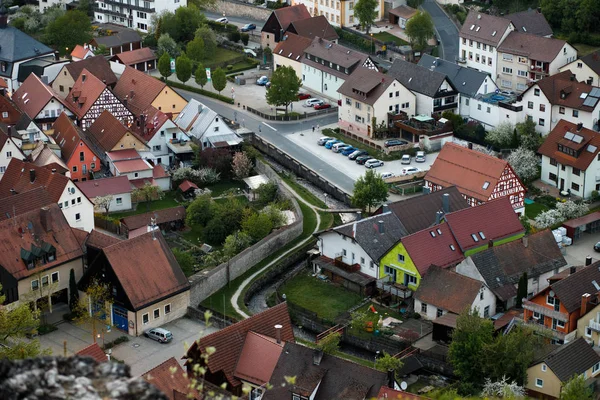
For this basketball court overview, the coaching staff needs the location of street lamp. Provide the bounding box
[370,33,374,55]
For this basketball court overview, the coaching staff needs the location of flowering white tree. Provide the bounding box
[534,209,563,229]
[506,147,539,183]
[556,200,588,220]
[172,167,220,186]
[94,195,114,215]
[232,152,253,180]
[482,376,525,399]
[485,122,515,149]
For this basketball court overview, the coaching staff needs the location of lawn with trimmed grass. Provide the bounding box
[573,43,600,57]
[525,202,549,219]
[205,48,243,68]
[373,32,408,46]
[279,272,363,322]
[109,191,180,219]
[208,180,246,197]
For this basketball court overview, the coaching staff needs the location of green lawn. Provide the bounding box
[208,180,246,197]
[525,202,549,219]
[373,32,408,46]
[279,273,363,321]
[574,43,600,56]
[109,191,180,219]
[205,48,243,68]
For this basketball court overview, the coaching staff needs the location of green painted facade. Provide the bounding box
[379,242,421,289]
[463,232,525,257]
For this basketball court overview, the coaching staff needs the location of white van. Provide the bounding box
[332,142,347,152]
[381,172,395,179]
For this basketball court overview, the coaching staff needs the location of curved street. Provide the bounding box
[421,0,460,62]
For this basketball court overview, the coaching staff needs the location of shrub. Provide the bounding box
[166,79,234,104]
[592,190,600,201]
[38,324,58,335]
[227,64,233,70]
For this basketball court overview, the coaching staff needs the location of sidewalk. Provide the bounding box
[38,319,124,357]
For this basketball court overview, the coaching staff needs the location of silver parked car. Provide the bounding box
[144,327,173,343]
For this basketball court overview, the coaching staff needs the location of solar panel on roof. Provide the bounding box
[564,132,575,140]
[583,96,597,107]
[573,134,584,144]
[587,145,597,153]
[590,87,600,97]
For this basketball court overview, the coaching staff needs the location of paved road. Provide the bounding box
[204,11,264,31]
[421,0,459,62]
[177,90,356,193]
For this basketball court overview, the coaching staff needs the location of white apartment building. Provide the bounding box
[559,51,600,86]
[293,0,384,27]
[93,0,186,32]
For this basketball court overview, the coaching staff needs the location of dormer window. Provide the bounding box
[471,234,479,242]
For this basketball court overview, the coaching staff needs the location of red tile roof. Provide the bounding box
[425,142,517,202]
[53,112,99,162]
[153,164,168,179]
[527,70,600,111]
[142,357,193,400]
[273,33,313,64]
[0,94,23,125]
[76,343,108,363]
[70,45,92,60]
[0,204,84,280]
[273,4,311,31]
[287,16,338,41]
[76,176,132,198]
[185,302,294,389]
[562,210,600,228]
[537,119,600,171]
[0,187,53,222]
[86,229,122,250]
[113,158,152,174]
[64,69,108,119]
[134,106,170,141]
[106,148,140,161]
[178,180,198,193]
[233,331,284,385]
[101,231,189,310]
[86,110,143,153]
[113,66,166,116]
[113,47,156,66]
[401,223,464,276]
[377,387,426,399]
[415,266,484,314]
[498,32,567,63]
[444,198,524,253]
[129,177,156,189]
[121,206,186,231]
[0,159,71,202]
[13,74,71,119]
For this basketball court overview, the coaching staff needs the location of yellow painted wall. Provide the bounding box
[151,87,187,118]
[379,242,420,289]
[577,303,600,347]
[133,290,190,336]
[51,67,76,100]
[111,132,148,152]
[526,363,563,398]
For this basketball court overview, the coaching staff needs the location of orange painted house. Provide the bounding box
[52,112,101,182]
[523,263,600,344]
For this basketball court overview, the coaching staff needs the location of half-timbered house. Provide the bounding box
[424,142,525,215]
[64,69,133,130]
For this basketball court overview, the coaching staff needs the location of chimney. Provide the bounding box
[581,293,591,316]
[435,210,443,225]
[382,204,389,213]
[274,324,282,344]
[0,5,7,30]
[522,236,528,248]
[82,73,87,83]
[570,266,577,274]
[54,51,59,61]
[488,240,493,248]
[140,114,146,136]
[84,43,88,49]
[123,95,128,107]
[7,125,12,137]
[313,349,324,366]
[29,169,35,183]
[129,90,134,99]
[40,206,51,232]
[577,122,583,131]
[468,142,473,150]
[586,256,593,266]
[378,220,385,234]
[442,193,449,214]
[387,369,395,389]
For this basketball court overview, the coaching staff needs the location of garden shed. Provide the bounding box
[243,174,269,201]
[562,211,600,241]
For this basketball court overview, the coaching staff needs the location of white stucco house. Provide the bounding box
[273,33,313,80]
[559,50,600,86]
[0,127,25,176]
[75,176,133,213]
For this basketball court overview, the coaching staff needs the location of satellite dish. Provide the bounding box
[401,382,408,391]
[549,290,555,297]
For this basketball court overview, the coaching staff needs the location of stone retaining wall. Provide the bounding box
[207,0,271,22]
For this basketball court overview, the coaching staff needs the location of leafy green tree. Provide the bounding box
[205,218,229,245]
[195,63,208,88]
[211,67,227,94]
[195,25,217,56]
[77,0,93,16]
[351,169,389,212]
[486,122,516,149]
[160,5,205,43]
[44,10,92,56]
[317,332,341,354]
[441,111,464,130]
[172,248,195,276]
[266,66,302,115]
[405,11,435,51]
[354,0,378,34]
[241,33,250,46]
[205,197,246,244]
[516,118,542,152]
[263,46,272,62]
[407,0,423,7]
[132,183,164,211]
[158,53,172,80]
[176,54,192,84]
[516,272,527,308]
[157,33,180,58]
[227,30,241,43]
[448,308,494,388]
[560,374,593,400]
[93,44,108,56]
[69,268,79,311]
[186,194,214,226]
[375,351,404,377]
[223,231,252,258]
[255,182,279,207]
[186,36,205,62]
[72,279,112,344]
[242,211,274,242]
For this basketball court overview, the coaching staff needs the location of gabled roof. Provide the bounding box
[113,158,152,174]
[526,70,600,111]
[337,67,398,106]
[113,47,156,66]
[459,10,513,47]
[64,69,108,119]
[134,106,170,141]
[418,54,492,97]
[539,337,600,382]
[86,110,142,153]
[142,357,194,400]
[13,74,69,119]
[173,98,205,131]
[273,33,313,63]
[185,302,295,389]
[100,231,189,310]
[63,56,118,87]
[0,203,83,280]
[537,119,600,171]
[402,223,464,276]
[0,186,53,222]
[425,143,517,202]
[0,25,53,63]
[505,9,553,37]
[91,29,141,48]
[304,37,369,71]
[379,186,469,234]
[286,16,338,41]
[331,211,407,262]
[498,32,567,63]
[0,159,71,202]
[387,59,453,97]
[469,230,567,301]
[264,341,387,400]
[389,5,418,19]
[70,45,93,60]
[113,66,167,116]
[76,343,108,363]
[272,4,311,31]
[579,51,600,76]
[76,176,132,198]
[178,180,198,193]
[85,229,122,250]
[30,142,68,173]
[444,198,525,253]
[0,94,23,125]
[550,261,600,313]
[53,112,97,161]
[415,265,483,314]
[121,206,186,231]
[233,331,284,386]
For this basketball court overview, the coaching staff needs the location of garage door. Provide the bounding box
[112,305,128,332]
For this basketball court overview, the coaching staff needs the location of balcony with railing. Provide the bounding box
[100,0,155,12]
[589,318,600,332]
[376,275,412,299]
[523,299,569,322]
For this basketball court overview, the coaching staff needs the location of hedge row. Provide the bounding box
[166,80,235,104]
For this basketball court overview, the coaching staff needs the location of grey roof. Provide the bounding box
[418,54,491,97]
[578,51,600,76]
[333,211,407,261]
[506,9,553,37]
[542,337,600,382]
[469,230,567,301]
[91,29,141,48]
[387,59,453,97]
[173,98,202,131]
[263,342,387,400]
[0,26,53,63]
[550,261,600,313]
[381,186,469,234]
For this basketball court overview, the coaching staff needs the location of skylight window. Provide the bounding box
[482,181,490,190]
[471,234,479,242]
[430,231,436,237]
[470,25,475,30]
[492,31,497,36]
[449,244,455,251]
[476,26,481,32]
[479,231,486,240]
[437,229,442,235]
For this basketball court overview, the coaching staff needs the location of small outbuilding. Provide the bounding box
[389,5,418,29]
[562,211,600,242]
[243,174,269,201]
[178,180,198,198]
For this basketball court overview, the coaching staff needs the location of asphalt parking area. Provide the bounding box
[563,232,600,266]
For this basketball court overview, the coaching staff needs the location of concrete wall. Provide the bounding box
[132,289,190,336]
[188,160,304,306]
[207,0,271,22]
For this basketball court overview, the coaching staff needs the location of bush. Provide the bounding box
[103,335,129,350]
[38,323,58,335]
[226,64,233,70]
[165,79,234,104]
[592,190,600,201]
[227,30,241,43]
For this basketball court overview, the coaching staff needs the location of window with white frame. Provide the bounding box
[397,254,405,263]
[541,364,547,372]
[436,308,443,317]
[593,362,600,374]
[518,70,528,77]
[556,319,565,328]
[116,197,122,205]
[586,326,593,337]
[31,279,39,291]
[421,303,427,313]
[502,67,512,74]
[535,378,543,388]
[153,308,160,319]
[502,54,513,61]
[142,313,149,324]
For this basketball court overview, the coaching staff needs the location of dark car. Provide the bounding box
[384,139,408,148]
[349,150,368,160]
[595,241,600,252]
[240,23,256,32]
[297,92,311,100]
[314,103,331,110]
[355,155,372,165]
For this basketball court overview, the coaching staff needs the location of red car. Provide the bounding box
[314,103,331,110]
[297,93,311,100]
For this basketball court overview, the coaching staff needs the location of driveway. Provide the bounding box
[421,0,459,62]
[563,231,600,266]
